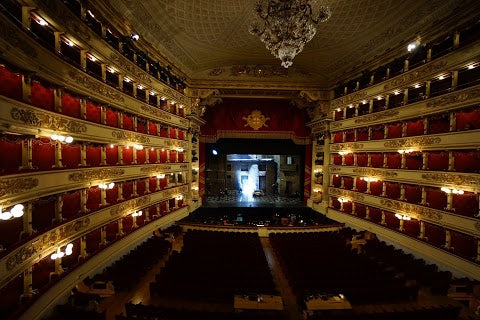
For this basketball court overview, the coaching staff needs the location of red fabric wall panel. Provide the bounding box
[31,80,54,111]
[123,182,133,200]
[160,149,167,163]
[371,153,383,168]
[405,185,421,204]
[343,177,353,190]
[160,201,167,214]
[62,191,80,220]
[344,153,354,166]
[386,153,401,169]
[406,119,424,136]
[334,110,343,120]
[86,187,100,212]
[123,147,133,165]
[0,216,23,249]
[160,177,167,189]
[369,207,382,224]
[450,231,476,260]
[32,138,55,170]
[331,197,340,210]
[160,127,168,137]
[355,203,366,218]
[178,108,185,117]
[385,182,400,199]
[148,122,157,135]
[170,150,177,163]
[426,188,447,210]
[456,109,480,131]
[137,120,146,134]
[332,175,341,188]
[0,136,22,174]
[86,101,101,123]
[32,258,54,290]
[61,92,81,118]
[136,180,145,196]
[86,145,101,167]
[429,116,450,134]
[122,114,134,131]
[370,181,383,196]
[170,128,177,139]
[402,219,420,237]
[371,127,384,140]
[178,130,184,140]
[333,154,342,165]
[406,152,423,170]
[343,202,352,213]
[122,216,133,234]
[0,65,22,100]
[427,152,448,171]
[86,229,101,253]
[149,177,157,193]
[345,130,355,142]
[356,178,367,193]
[387,124,402,139]
[137,149,146,164]
[357,129,369,141]
[105,108,118,127]
[424,223,445,247]
[356,153,367,166]
[452,193,479,217]
[385,211,400,230]
[148,148,157,163]
[106,186,118,205]
[333,132,343,143]
[106,221,118,242]
[106,145,118,165]
[148,206,157,219]
[32,197,55,232]
[454,150,480,173]
[178,152,185,162]
[61,144,81,168]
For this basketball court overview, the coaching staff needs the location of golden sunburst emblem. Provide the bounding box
[242,110,270,130]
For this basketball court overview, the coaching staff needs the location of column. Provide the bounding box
[365,207,370,220]
[352,203,356,215]
[366,180,371,194]
[328,196,333,208]
[368,99,373,113]
[132,214,138,228]
[425,81,431,99]
[399,219,405,232]
[19,137,34,170]
[401,122,407,137]
[144,208,151,222]
[145,148,150,163]
[175,150,179,163]
[340,177,345,189]
[383,153,388,168]
[421,187,427,205]
[53,141,63,168]
[419,221,426,239]
[342,108,347,120]
[401,153,406,169]
[448,151,454,171]
[422,153,428,170]
[367,154,371,166]
[156,204,161,217]
[446,192,453,210]
[22,73,32,103]
[117,74,123,91]
[132,181,138,197]
[381,182,386,197]
[403,88,409,106]
[53,254,64,275]
[132,147,137,164]
[352,178,357,191]
[452,70,458,91]
[117,219,124,237]
[80,97,87,119]
[21,6,32,29]
[21,202,33,237]
[166,149,170,163]
[55,194,63,223]
[117,146,123,165]
[118,111,123,129]
[101,145,107,165]
[165,200,170,213]
[449,112,456,132]
[101,64,107,82]
[80,236,88,259]
[101,106,107,125]
[117,183,125,201]
[80,189,88,214]
[156,149,161,163]
[353,153,358,166]
[156,177,161,191]
[444,230,452,249]
[144,179,150,194]
[100,187,107,207]
[380,211,386,225]
[100,226,107,246]
[22,267,33,299]
[54,88,63,113]
[399,185,406,201]
[80,143,87,166]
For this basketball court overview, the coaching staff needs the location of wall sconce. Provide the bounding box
[61,37,74,47]
[192,186,199,191]
[338,198,349,203]
[134,144,143,150]
[156,174,165,179]
[397,149,414,154]
[0,204,24,220]
[131,211,142,217]
[51,134,73,144]
[99,182,115,190]
[86,53,97,62]
[51,243,73,260]
[360,177,378,182]
[441,187,464,194]
[175,195,184,201]
[338,151,351,156]
[395,213,411,220]
[176,147,184,152]
[32,13,48,26]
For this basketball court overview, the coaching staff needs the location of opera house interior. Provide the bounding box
[1,0,480,319]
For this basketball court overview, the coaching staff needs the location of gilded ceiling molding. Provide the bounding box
[0,177,39,198]
[383,59,448,90]
[243,110,270,131]
[111,130,151,144]
[0,19,38,58]
[379,199,443,221]
[329,188,365,201]
[110,53,152,84]
[426,87,480,108]
[68,71,125,102]
[10,107,87,134]
[330,91,368,108]
[383,137,442,148]
[421,173,480,187]
[354,110,400,124]
[6,217,90,271]
[330,142,364,151]
[110,195,152,217]
[68,168,126,182]
[352,167,398,178]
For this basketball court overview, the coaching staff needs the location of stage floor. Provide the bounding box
[204,193,304,208]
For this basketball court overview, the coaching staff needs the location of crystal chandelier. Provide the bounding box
[249,0,331,68]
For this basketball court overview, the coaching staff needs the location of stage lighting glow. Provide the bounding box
[212,149,218,155]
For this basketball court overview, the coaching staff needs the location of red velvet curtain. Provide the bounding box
[170,150,177,163]
[426,187,447,210]
[428,115,450,134]
[105,108,118,127]
[0,65,22,101]
[62,191,80,220]
[343,177,353,190]
[450,231,476,260]
[178,130,184,140]
[122,216,133,234]
[371,126,384,140]
[0,135,22,174]
[387,123,402,139]
[355,203,366,218]
[178,152,185,162]
[160,177,167,189]
[148,148,157,163]
[169,128,177,139]
[0,273,23,315]
[86,229,101,254]
[371,153,383,168]
[149,177,157,193]
[86,145,101,167]
[160,127,168,137]
[331,197,340,210]
[386,153,401,169]
[343,202,352,213]
[148,122,157,135]
[123,181,133,200]
[61,92,81,118]
[160,149,167,163]
[61,238,80,269]
[369,207,382,224]
[31,80,54,111]
[406,119,424,136]
[357,129,369,141]
[385,211,400,230]
[136,180,146,196]
[357,153,368,166]
[32,138,55,170]
[333,132,343,143]
[333,154,342,165]
[424,223,445,247]
[106,145,118,165]
[61,144,81,169]
[402,219,420,237]
[427,151,449,171]
[86,101,101,123]
[453,150,480,173]
[334,110,343,121]
[137,119,147,134]
[345,130,355,142]
[106,185,118,205]
[106,221,118,242]
[370,181,383,196]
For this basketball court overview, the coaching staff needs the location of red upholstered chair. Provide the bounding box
[345,130,355,142]
[343,177,353,190]
[402,219,420,237]
[453,150,480,173]
[333,132,343,143]
[105,108,119,127]
[406,152,423,170]
[386,153,401,169]
[428,114,450,134]
[424,223,445,247]
[371,153,383,168]
[31,80,55,111]
[122,181,133,200]
[61,144,81,169]
[369,207,382,223]
[371,126,384,140]
[86,101,101,123]
[32,138,55,170]
[137,149,146,164]
[86,145,101,167]
[427,151,449,171]
[106,185,118,205]
[148,148,157,163]
[426,187,447,210]
[404,184,421,204]
[387,123,403,139]
[354,203,366,218]
[148,122,158,135]
[62,191,80,220]
[344,153,354,166]
[406,119,424,136]
[452,192,479,217]
[370,181,383,196]
[123,147,133,165]
[61,92,81,118]
[450,231,476,260]
[385,182,400,199]
[456,108,480,131]
[136,180,146,196]
[106,145,119,165]
[332,175,341,188]
[331,197,341,210]
[355,178,367,193]
[357,128,369,141]
[385,211,400,230]
[333,154,342,165]
[86,187,101,212]
[122,114,134,131]
[356,153,368,166]
[0,135,22,174]
[0,65,22,101]
[32,197,56,232]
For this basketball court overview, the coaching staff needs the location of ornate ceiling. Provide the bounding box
[105,0,476,88]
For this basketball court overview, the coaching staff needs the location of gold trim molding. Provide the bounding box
[68,168,126,182]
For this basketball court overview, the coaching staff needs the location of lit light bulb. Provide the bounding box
[11,204,24,218]
[51,134,58,141]
[108,182,115,189]
[65,136,74,143]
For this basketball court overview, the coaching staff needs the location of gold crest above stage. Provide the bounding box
[243,110,270,130]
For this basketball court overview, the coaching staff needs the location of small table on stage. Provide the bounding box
[234,294,284,310]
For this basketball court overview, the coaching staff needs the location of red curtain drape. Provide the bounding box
[385,182,400,199]
[122,114,134,131]
[453,150,480,173]
[426,187,447,210]
[386,153,401,169]
[406,152,423,170]
[106,145,118,165]
[123,147,133,165]
[62,191,80,220]
[343,177,353,190]
[405,185,421,204]
[32,197,56,232]
[356,178,367,193]
[427,152,449,171]
[370,181,383,196]
[86,187,101,212]
[357,153,367,166]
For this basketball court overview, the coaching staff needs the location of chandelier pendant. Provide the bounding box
[249,0,331,68]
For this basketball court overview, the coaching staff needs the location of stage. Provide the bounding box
[204,193,304,208]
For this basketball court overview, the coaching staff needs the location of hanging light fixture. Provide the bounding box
[249,0,331,68]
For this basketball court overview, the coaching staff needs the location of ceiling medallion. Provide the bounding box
[243,110,270,130]
[249,0,331,68]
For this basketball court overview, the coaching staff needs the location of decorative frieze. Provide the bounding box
[110,53,152,84]
[329,188,365,201]
[383,137,441,148]
[0,178,39,198]
[383,59,448,90]
[68,71,125,102]
[68,168,125,182]
[354,110,399,124]
[110,196,152,217]
[379,199,443,221]
[0,19,38,58]
[11,107,87,134]
[421,173,480,187]
[330,143,364,151]
[352,167,398,178]
[111,130,151,144]
[331,91,368,108]
[426,86,480,108]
